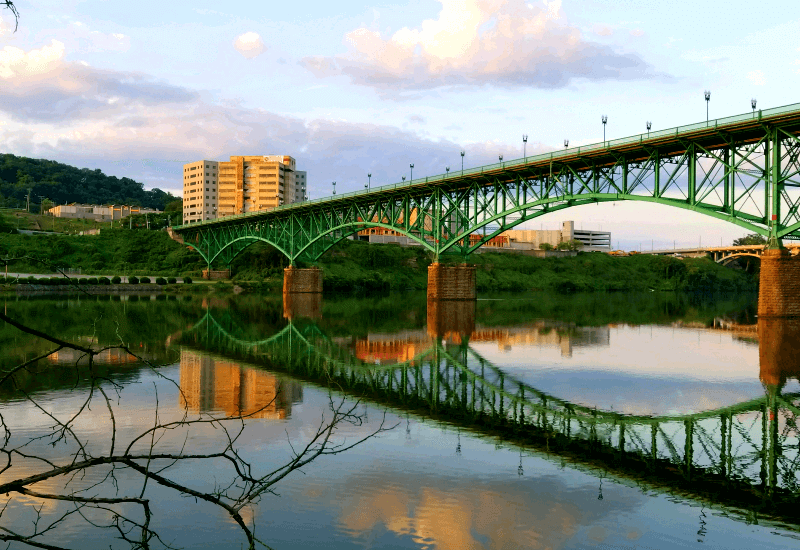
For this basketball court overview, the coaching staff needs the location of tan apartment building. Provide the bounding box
[47,204,160,221]
[183,155,304,223]
[182,160,219,224]
[217,155,297,217]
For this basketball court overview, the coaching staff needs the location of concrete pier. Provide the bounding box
[758,248,800,318]
[427,263,476,301]
[283,266,323,294]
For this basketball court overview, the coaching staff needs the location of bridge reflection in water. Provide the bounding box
[178,298,800,526]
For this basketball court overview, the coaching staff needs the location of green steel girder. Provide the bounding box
[175,103,800,265]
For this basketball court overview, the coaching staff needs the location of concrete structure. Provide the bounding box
[295,171,307,202]
[646,243,800,263]
[283,266,323,294]
[427,264,476,301]
[47,204,160,221]
[183,156,307,224]
[182,160,218,224]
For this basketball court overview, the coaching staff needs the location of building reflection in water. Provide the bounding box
[179,349,302,419]
[351,300,610,365]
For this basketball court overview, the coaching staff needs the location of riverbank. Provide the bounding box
[0,229,758,294]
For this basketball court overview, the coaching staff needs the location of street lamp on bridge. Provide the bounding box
[402,176,406,183]
[460,150,465,174]
[564,139,569,149]
[332,181,336,195]
[367,173,372,191]
[646,121,652,137]
[704,90,711,122]
[752,98,757,115]
[410,163,414,182]
[445,166,450,176]
[499,154,503,163]
[522,134,528,160]
[601,115,608,143]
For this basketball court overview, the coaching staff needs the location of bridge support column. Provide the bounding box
[426,299,476,341]
[427,263,476,301]
[202,269,230,280]
[283,266,323,294]
[758,248,800,318]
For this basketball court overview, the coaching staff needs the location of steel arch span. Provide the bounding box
[174,103,800,266]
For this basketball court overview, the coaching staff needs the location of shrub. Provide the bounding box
[539,243,554,251]
[128,276,139,285]
[111,276,121,284]
[98,277,111,285]
[140,276,151,284]
[155,277,167,285]
[87,277,99,285]
[79,278,89,285]
[0,276,5,284]
[167,277,177,284]
[183,276,192,284]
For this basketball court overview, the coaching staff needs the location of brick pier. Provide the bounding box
[426,263,476,301]
[202,269,230,280]
[758,248,800,318]
[283,266,323,294]
[426,299,476,341]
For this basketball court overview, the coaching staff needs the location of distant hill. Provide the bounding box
[0,154,178,211]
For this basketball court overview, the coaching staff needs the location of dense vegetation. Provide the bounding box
[0,154,177,210]
[0,226,758,293]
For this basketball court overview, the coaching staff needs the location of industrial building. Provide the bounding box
[182,155,307,224]
[357,220,611,252]
[46,204,161,221]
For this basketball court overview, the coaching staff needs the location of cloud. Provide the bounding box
[301,0,654,95]
[233,32,266,59]
[408,115,426,124]
[747,69,765,86]
[0,40,198,122]
[594,24,613,37]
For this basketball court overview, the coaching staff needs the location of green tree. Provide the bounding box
[732,233,767,246]
[539,242,554,251]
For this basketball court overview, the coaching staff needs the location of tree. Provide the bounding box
[539,242,554,251]
[733,233,767,246]
[556,239,584,251]
[0,304,392,549]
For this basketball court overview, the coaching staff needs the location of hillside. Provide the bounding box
[0,154,177,210]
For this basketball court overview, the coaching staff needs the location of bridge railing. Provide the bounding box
[176,102,800,229]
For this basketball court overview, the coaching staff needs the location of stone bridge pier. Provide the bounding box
[758,248,800,318]
[427,263,477,301]
[283,266,323,294]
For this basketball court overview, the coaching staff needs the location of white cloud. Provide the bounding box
[233,32,266,59]
[747,70,765,86]
[0,40,197,122]
[630,29,644,37]
[301,0,654,95]
[595,25,613,37]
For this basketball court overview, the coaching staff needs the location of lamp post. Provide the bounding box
[460,150,465,174]
[564,139,569,149]
[601,115,608,143]
[401,176,406,182]
[646,121,652,137]
[522,134,528,160]
[367,173,372,191]
[445,166,450,177]
[332,181,336,195]
[498,154,503,163]
[704,90,711,122]
[409,163,414,182]
[751,98,757,116]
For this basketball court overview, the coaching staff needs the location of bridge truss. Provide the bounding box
[175,104,800,266]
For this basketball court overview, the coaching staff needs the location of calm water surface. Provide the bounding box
[1,291,799,549]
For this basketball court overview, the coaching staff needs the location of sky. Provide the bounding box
[1,0,798,249]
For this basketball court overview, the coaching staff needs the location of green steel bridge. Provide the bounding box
[173,103,800,267]
[180,311,800,525]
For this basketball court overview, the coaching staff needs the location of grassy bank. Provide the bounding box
[0,228,757,293]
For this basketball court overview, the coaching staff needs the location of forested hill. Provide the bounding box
[0,154,177,210]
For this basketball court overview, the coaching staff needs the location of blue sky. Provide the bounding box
[1,0,798,249]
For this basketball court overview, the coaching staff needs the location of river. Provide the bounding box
[1,291,799,549]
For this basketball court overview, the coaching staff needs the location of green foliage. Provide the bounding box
[98,277,111,285]
[539,242,554,251]
[128,276,139,285]
[140,276,151,284]
[0,154,177,210]
[733,233,767,246]
[87,277,98,285]
[183,276,192,284]
[167,277,177,284]
[156,277,167,285]
[556,239,584,251]
[111,276,121,284]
